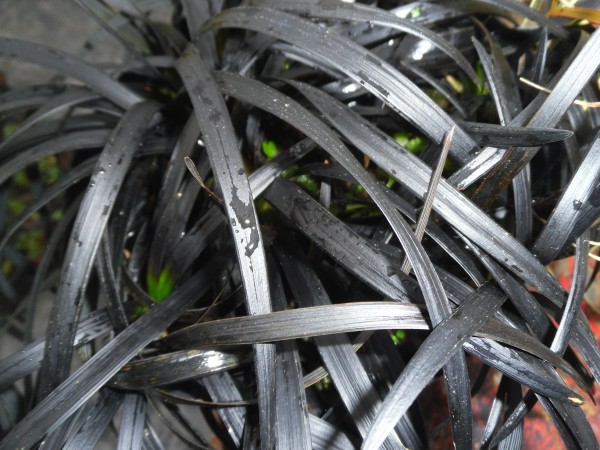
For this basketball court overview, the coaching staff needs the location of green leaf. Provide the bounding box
[261,140,279,158]
[147,265,175,302]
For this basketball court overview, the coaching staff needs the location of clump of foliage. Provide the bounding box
[1,1,600,449]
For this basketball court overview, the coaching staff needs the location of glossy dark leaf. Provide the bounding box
[0,259,225,449]
[0,129,111,186]
[109,350,252,389]
[0,87,99,152]
[0,38,142,109]
[117,393,147,450]
[263,177,409,301]
[160,302,428,349]
[293,81,564,302]
[251,0,480,86]
[458,121,571,147]
[363,283,506,449]
[0,305,122,391]
[205,6,480,164]
[62,389,124,450]
[36,101,161,400]
[175,44,276,449]
[275,243,407,449]
[474,28,600,207]
[534,131,600,262]
[269,256,312,450]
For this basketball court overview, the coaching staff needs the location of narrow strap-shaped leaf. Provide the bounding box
[363,283,506,449]
[0,86,99,152]
[444,0,567,38]
[300,162,485,286]
[551,233,590,354]
[463,337,582,403]
[309,415,358,450]
[480,377,511,448]
[485,234,595,447]
[0,129,111,186]
[175,44,276,450]
[457,121,571,147]
[160,302,428,349]
[275,243,406,449]
[471,38,515,126]
[74,0,154,69]
[248,137,316,198]
[201,373,246,447]
[473,28,600,207]
[0,258,225,449]
[491,377,596,449]
[0,38,142,109]
[571,325,600,385]
[152,115,199,221]
[451,32,586,191]
[269,256,312,450]
[0,84,66,115]
[181,0,218,66]
[217,73,410,300]
[472,30,529,244]
[295,82,564,302]
[36,101,160,400]
[447,146,506,190]
[478,320,588,392]
[263,178,409,301]
[471,233,600,388]
[204,6,479,164]
[164,137,315,280]
[109,350,252,388]
[217,73,451,331]
[0,305,121,391]
[0,157,97,256]
[251,0,480,86]
[147,118,202,277]
[62,389,125,450]
[118,393,147,450]
[534,130,600,262]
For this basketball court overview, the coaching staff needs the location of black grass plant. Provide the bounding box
[1,1,600,449]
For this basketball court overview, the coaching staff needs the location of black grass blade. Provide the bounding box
[363,283,507,449]
[175,44,276,449]
[252,0,481,87]
[160,302,428,349]
[118,393,147,450]
[0,259,225,449]
[109,350,252,389]
[36,101,160,400]
[275,243,406,449]
[263,178,409,301]
[534,131,600,262]
[204,6,480,164]
[0,38,142,109]
[474,28,600,206]
[294,82,564,302]
[2,3,598,448]
[62,389,124,450]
